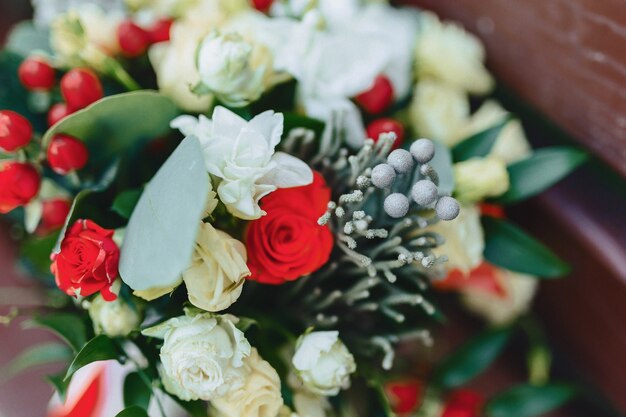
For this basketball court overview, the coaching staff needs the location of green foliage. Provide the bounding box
[24,313,88,352]
[432,327,513,389]
[0,343,71,382]
[494,147,587,204]
[485,383,577,417]
[112,189,143,219]
[482,217,570,278]
[116,406,150,417]
[283,113,325,140]
[47,372,72,402]
[119,136,209,292]
[64,335,120,381]
[124,372,152,410]
[19,232,59,279]
[170,396,207,417]
[451,116,511,162]
[5,21,52,56]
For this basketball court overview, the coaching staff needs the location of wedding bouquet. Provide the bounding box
[0,1,587,416]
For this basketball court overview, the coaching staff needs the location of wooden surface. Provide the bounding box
[397,0,626,179]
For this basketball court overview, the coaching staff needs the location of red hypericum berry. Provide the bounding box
[0,110,33,152]
[355,74,394,115]
[252,0,274,12]
[441,390,484,417]
[118,19,151,57]
[47,134,89,175]
[18,56,56,91]
[0,161,41,213]
[385,379,423,415]
[39,198,71,234]
[367,118,405,150]
[47,103,73,127]
[479,202,506,219]
[60,68,104,111]
[147,18,174,43]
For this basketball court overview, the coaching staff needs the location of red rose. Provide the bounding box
[0,161,41,213]
[440,390,484,417]
[51,219,120,301]
[246,171,333,284]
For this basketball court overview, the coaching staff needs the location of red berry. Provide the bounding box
[47,134,89,175]
[60,68,104,111]
[147,18,174,44]
[366,118,405,150]
[47,103,73,127]
[0,161,41,213]
[441,390,484,417]
[385,379,423,415]
[118,20,150,57]
[18,56,56,91]
[355,74,394,115]
[39,198,71,234]
[0,110,33,152]
[252,0,274,12]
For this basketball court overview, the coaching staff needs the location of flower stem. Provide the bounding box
[110,61,141,91]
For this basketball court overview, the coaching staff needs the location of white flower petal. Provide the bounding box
[261,152,313,188]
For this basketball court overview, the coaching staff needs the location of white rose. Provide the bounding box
[428,204,484,274]
[293,391,330,417]
[462,268,538,325]
[211,348,284,417]
[454,157,510,204]
[409,80,470,146]
[182,222,250,312]
[142,311,251,401]
[292,331,356,396]
[171,106,313,220]
[88,294,142,337]
[416,12,494,95]
[196,31,273,107]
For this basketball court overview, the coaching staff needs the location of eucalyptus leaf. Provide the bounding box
[451,116,512,161]
[116,406,150,417]
[5,21,52,56]
[112,189,143,219]
[1,343,71,382]
[64,335,120,381]
[24,313,88,352]
[494,147,587,204]
[124,372,152,410]
[428,141,455,195]
[482,217,570,278]
[432,327,512,389]
[485,383,577,417]
[119,136,209,291]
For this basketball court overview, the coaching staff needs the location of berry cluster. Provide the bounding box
[117,18,173,57]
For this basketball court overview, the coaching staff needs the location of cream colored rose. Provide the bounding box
[428,204,484,274]
[462,268,538,325]
[182,222,250,312]
[88,294,142,337]
[409,80,470,146]
[211,348,284,417]
[142,311,251,401]
[293,391,330,417]
[454,157,510,204]
[416,12,494,95]
[292,331,356,396]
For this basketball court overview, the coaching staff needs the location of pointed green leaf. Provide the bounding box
[116,406,150,417]
[451,116,512,161]
[432,327,513,389]
[483,217,570,278]
[47,372,72,402]
[1,343,71,382]
[485,383,577,417]
[112,189,143,219]
[24,313,88,352]
[64,335,120,381]
[494,147,587,204]
[124,372,152,410]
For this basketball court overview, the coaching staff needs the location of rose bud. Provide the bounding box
[18,56,56,91]
[0,161,41,213]
[367,118,405,150]
[0,110,33,152]
[47,134,89,175]
[117,19,150,57]
[441,389,484,417]
[51,219,120,301]
[39,198,71,234]
[47,103,73,127]
[355,74,394,114]
[60,68,104,111]
[252,0,274,13]
[147,18,174,44]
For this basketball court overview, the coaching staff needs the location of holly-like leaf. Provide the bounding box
[112,189,142,219]
[124,372,152,410]
[485,383,577,417]
[451,116,511,162]
[64,335,120,381]
[24,313,88,352]
[1,343,71,382]
[432,327,513,389]
[116,406,150,417]
[494,147,587,204]
[482,217,570,278]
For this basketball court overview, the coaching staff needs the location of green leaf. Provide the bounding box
[494,147,587,204]
[170,396,206,417]
[451,116,512,161]
[19,232,59,279]
[432,327,512,389]
[119,136,209,292]
[116,406,150,417]
[1,343,71,382]
[24,313,88,352]
[485,383,577,417]
[124,372,152,410]
[482,217,570,278]
[283,113,325,138]
[112,189,143,219]
[42,91,179,174]
[64,335,120,381]
[47,372,72,402]
[5,21,52,56]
